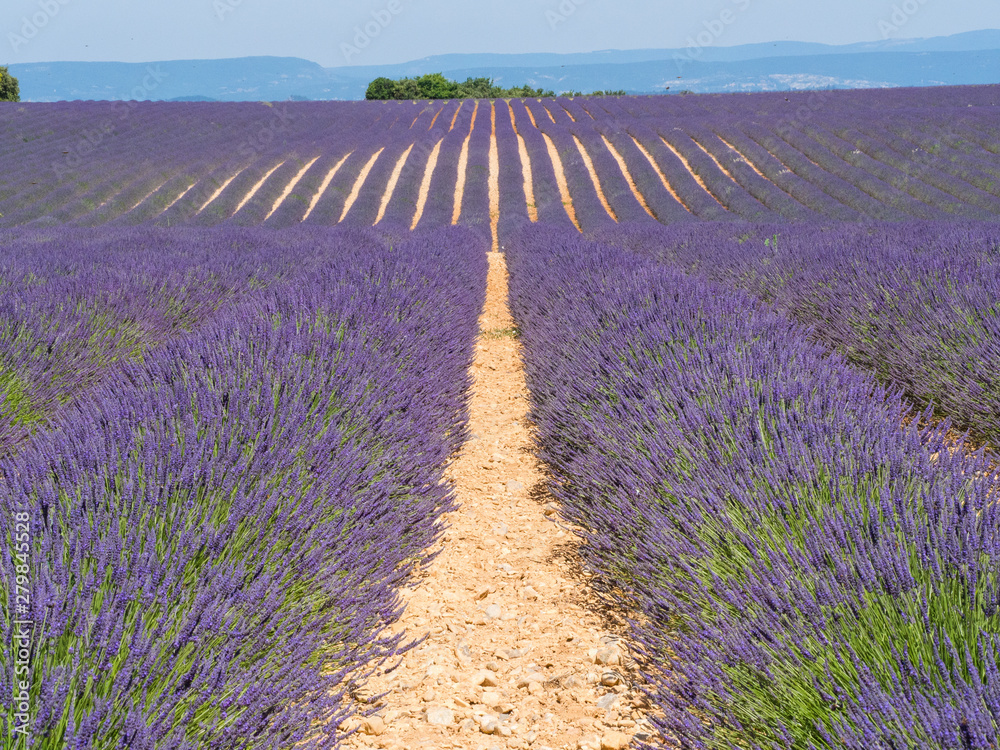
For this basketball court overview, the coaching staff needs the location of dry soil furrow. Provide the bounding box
[572,135,618,222]
[429,105,445,130]
[233,160,286,215]
[339,148,385,222]
[452,101,479,224]
[525,106,539,130]
[490,104,500,251]
[156,180,198,216]
[450,101,465,132]
[265,155,320,221]
[630,136,695,214]
[340,252,651,750]
[302,152,351,222]
[541,133,581,231]
[688,138,742,187]
[195,168,246,213]
[509,107,538,223]
[599,136,656,220]
[375,144,416,224]
[411,139,444,229]
[658,135,729,209]
[114,176,173,218]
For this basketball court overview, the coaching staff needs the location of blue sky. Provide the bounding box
[3,0,1000,68]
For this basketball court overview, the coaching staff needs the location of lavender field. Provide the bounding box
[2,84,1000,748]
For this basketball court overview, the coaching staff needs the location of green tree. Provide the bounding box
[415,73,457,99]
[365,76,397,100]
[393,78,421,100]
[456,77,495,99]
[0,66,20,103]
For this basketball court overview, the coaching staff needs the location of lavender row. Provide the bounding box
[0,225,487,749]
[506,222,1000,748]
[0,102,401,227]
[611,84,1000,120]
[707,124,866,221]
[5,91,1000,230]
[596,123,697,224]
[799,124,1000,220]
[0,226,338,459]
[683,123,824,222]
[654,125,782,222]
[598,220,1000,447]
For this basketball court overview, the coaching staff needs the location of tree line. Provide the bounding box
[365,73,626,100]
[1,67,20,102]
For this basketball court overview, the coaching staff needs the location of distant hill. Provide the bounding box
[8,30,1000,102]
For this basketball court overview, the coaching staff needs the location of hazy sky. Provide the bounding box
[4,0,1000,68]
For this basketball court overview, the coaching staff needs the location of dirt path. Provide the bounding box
[339,148,384,222]
[541,133,581,232]
[233,160,286,215]
[630,137,693,214]
[572,135,617,222]
[658,135,729,209]
[508,107,538,223]
[341,252,652,750]
[452,101,478,224]
[600,136,655,220]
[490,104,500,251]
[302,153,351,222]
[411,140,443,230]
[375,144,415,224]
[266,155,320,221]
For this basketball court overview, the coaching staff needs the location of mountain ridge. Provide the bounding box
[7,30,1000,102]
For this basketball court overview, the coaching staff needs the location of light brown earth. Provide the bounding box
[450,101,465,132]
[508,106,538,223]
[657,135,729,209]
[429,105,445,131]
[157,180,198,216]
[571,135,617,222]
[110,176,172,217]
[266,155,320,221]
[629,137,694,214]
[411,140,444,230]
[233,160,285,215]
[541,133,581,231]
[195,167,246,213]
[599,136,656,220]
[340,252,653,750]
[687,137,742,187]
[716,135,769,180]
[302,153,351,221]
[375,144,415,224]
[340,148,385,222]
[490,104,500,250]
[452,102,478,224]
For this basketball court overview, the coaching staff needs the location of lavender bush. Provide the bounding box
[0,225,487,749]
[506,222,1000,748]
[597,220,1000,447]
